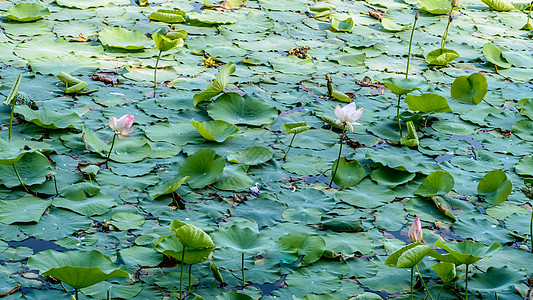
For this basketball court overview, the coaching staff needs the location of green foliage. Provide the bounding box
[193,62,236,107]
[414,170,455,197]
[450,73,488,104]
[477,170,512,205]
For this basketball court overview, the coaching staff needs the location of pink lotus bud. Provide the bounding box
[109,114,135,141]
[451,0,459,7]
[415,12,419,20]
[408,216,423,243]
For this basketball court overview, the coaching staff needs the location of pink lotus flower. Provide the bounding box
[408,216,423,243]
[334,102,364,132]
[109,114,135,141]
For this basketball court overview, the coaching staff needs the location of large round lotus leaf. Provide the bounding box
[450,150,503,173]
[55,0,109,8]
[285,268,341,294]
[336,179,396,209]
[0,195,51,224]
[98,27,153,50]
[232,198,287,227]
[404,93,451,113]
[5,3,50,22]
[178,148,225,189]
[453,217,514,245]
[450,73,488,105]
[371,166,415,188]
[52,194,117,217]
[0,152,53,188]
[512,119,533,141]
[425,48,460,66]
[331,157,366,189]
[323,232,376,255]
[278,188,336,213]
[282,154,328,176]
[515,156,533,176]
[331,16,354,32]
[149,9,186,23]
[481,0,514,11]
[213,164,253,191]
[385,242,431,268]
[277,233,325,266]
[15,105,82,129]
[27,250,129,289]
[19,207,92,240]
[435,240,501,265]
[431,120,475,135]
[227,146,273,165]
[483,43,512,69]
[118,246,162,268]
[80,282,142,300]
[106,140,151,163]
[282,206,323,224]
[414,170,454,197]
[0,138,31,165]
[207,93,278,126]
[470,266,525,293]
[110,212,145,231]
[190,119,239,143]
[417,0,452,14]
[216,291,253,300]
[380,78,421,95]
[211,224,271,255]
[170,219,214,249]
[477,170,512,205]
[155,235,213,264]
[149,176,188,199]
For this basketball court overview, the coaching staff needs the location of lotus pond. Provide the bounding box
[0,0,532,299]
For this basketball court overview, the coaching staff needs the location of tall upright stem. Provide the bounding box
[241,253,245,288]
[416,264,434,300]
[406,16,418,79]
[154,50,162,88]
[465,264,469,300]
[441,7,455,49]
[106,133,117,167]
[329,127,346,188]
[527,3,532,26]
[8,99,15,141]
[75,288,79,300]
[282,134,296,160]
[180,247,185,299]
[397,95,403,139]
[12,163,28,192]
[188,264,192,294]
[530,210,533,252]
[410,266,414,300]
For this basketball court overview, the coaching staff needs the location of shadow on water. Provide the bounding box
[435,153,455,164]
[251,274,287,295]
[450,135,484,150]
[7,238,70,253]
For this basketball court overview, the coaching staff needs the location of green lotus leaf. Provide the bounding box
[431,262,456,283]
[216,291,253,300]
[106,140,152,163]
[434,240,501,265]
[414,170,455,197]
[155,235,213,264]
[483,43,512,69]
[0,195,52,224]
[425,48,460,66]
[27,250,129,289]
[227,146,273,165]
[285,268,341,294]
[55,0,108,9]
[152,33,182,52]
[401,120,419,147]
[331,16,354,32]
[391,244,431,269]
[469,266,526,292]
[149,9,187,23]
[477,170,512,205]
[515,156,533,176]
[213,164,253,191]
[207,92,278,126]
[450,73,488,104]
[381,18,410,32]
[405,93,452,113]
[99,27,153,50]
[417,0,452,14]
[190,119,239,142]
[5,3,50,22]
[110,212,145,231]
[379,78,420,95]
[61,182,101,201]
[371,166,416,188]
[481,0,514,11]
[15,105,82,129]
[178,148,225,189]
[331,157,366,189]
[385,242,425,268]
[284,122,310,134]
[193,62,236,107]
[512,119,533,141]
[211,224,271,255]
[0,152,53,188]
[150,176,188,199]
[0,138,32,165]
[277,233,326,266]
[169,219,215,248]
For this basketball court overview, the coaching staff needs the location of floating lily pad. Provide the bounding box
[178,148,225,189]
[227,146,273,165]
[371,167,416,188]
[414,170,455,197]
[483,43,512,69]
[379,78,420,95]
[5,3,50,22]
[15,106,82,130]
[99,27,153,50]
[425,48,460,66]
[190,119,239,143]
[277,233,325,266]
[404,93,452,113]
[450,73,488,105]
[207,93,278,126]
[0,195,52,224]
[331,157,366,189]
[515,156,533,176]
[477,170,512,205]
[213,164,253,191]
[481,0,514,11]
[417,0,452,14]
[0,152,53,188]
[193,62,236,107]
[331,16,354,32]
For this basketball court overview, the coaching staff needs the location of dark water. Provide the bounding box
[7,238,69,253]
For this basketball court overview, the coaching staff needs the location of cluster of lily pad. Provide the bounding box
[0,0,533,299]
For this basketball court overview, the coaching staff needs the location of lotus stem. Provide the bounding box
[154,50,162,88]
[415,264,434,300]
[106,133,117,168]
[107,289,111,300]
[527,3,532,26]
[441,7,455,49]
[397,95,403,139]
[59,282,69,294]
[8,97,15,141]
[241,253,245,288]
[437,283,445,300]
[282,134,296,160]
[410,266,414,300]
[482,99,496,108]
[465,264,469,300]
[53,175,59,195]
[406,14,419,79]
[180,247,185,299]
[188,264,192,294]
[530,209,533,252]
[75,288,79,300]
[329,127,346,188]
[12,163,28,193]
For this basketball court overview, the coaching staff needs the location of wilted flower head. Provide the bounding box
[109,114,135,140]
[408,216,423,243]
[334,102,364,132]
